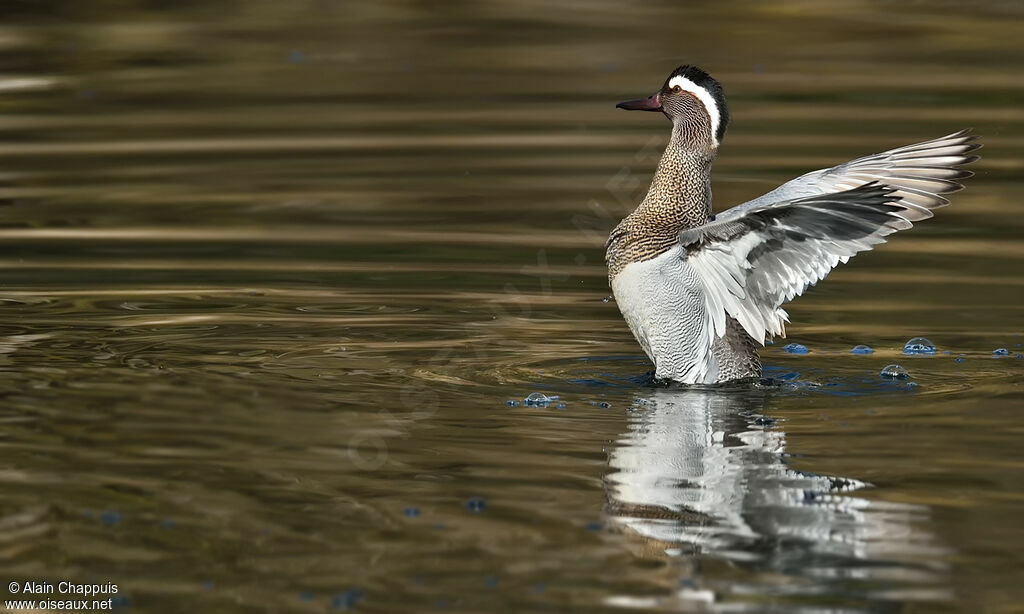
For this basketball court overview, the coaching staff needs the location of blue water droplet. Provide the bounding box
[993,348,1010,356]
[99,510,123,526]
[555,402,567,409]
[505,400,520,407]
[533,583,546,594]
[584,521,603,531]
[784,343,809,354]
[288,50,306,64]
[110,596,131,609]
[524,392,551,407]
[1017,353,1024,360]
[880,364,909,379]
[597,401,611,409]
[300,591,315,602]
[331,588,364,610]
[484,575,499,588]
[903,337,936,355]
[160,518,175,529]
[955,357,965,363]
[465,497,487,513]
[851,344,874,355]
[403,506,421,518]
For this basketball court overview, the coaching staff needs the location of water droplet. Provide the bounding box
[993,348,1010,356]
[602,296,612,303]
[110,596,131,608]
[160,518,175,529]
[584,521,603,531]
[880,364,909,379]
[524,392,551,407]
[99,510,123,526]
[851,345,874,355]
[484,576,499,588]
[597,401,610,409]
[555,402,567,409]
[505,400,520,407]
[331,589,364,610]
[955,357,965,364]
[1017,353,1024,360]
[465,497,487,513]
[903,337,936,355]
[783,343,809,354]
[403,506,421,518]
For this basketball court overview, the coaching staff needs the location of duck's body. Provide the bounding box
[606,66,979,385]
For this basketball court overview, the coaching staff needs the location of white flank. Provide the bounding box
[611,249,718,384]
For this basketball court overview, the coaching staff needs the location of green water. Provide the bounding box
[0,1,1022,612]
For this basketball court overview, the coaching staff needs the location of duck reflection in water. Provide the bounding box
[606,388,948,604]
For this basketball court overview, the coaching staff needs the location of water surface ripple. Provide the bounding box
[0,2,1022,613]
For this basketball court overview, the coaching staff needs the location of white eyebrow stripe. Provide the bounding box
[668,75,721,147]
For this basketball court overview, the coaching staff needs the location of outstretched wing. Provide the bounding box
[680,182,950,346]
[678,130,980,346]
[736,129,980,217]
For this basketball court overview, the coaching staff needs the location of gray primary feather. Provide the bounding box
[738,130,979,216]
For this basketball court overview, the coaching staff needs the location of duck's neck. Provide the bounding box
[632,122,715,231]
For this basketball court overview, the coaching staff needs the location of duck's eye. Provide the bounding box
[672,85,682,93]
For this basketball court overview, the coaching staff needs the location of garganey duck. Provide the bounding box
[606,65,979,385]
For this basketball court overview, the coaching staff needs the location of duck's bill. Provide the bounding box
[615,93,662,111]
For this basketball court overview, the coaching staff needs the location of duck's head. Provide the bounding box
[616,65,729,148]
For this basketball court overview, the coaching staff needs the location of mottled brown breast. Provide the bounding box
[605,219,680,281]
[605,124,714,282]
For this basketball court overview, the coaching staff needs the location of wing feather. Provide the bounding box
[737,129,980,215]
[680,173,967,346]
[662,130,978,354]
